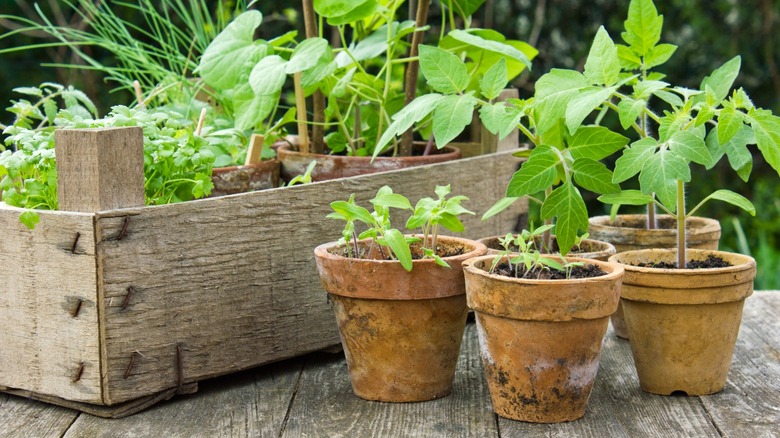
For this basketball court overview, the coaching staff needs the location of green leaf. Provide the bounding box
[286,38,330,74]
[12,86,43,97]
[447,30,532,70]
[480,58,508,100]
[438,214,466,233]
[568,126,629,161]
[644,43,677,69]
[621,0,663,57]
[441,0,486,18]
[246,55,287,119]
[314,0,372,18]
[478,103,512,137]
[374,94,443,157]
[481,197,520,221]
[432,94,479,147]
[617,97,646,130]
[565,86,617,134]
[653,89,684,107]
[698,56,741,105]
[572,158,620,195]
[583,27,621,86]
[419,45,469,94]
[613,137,657,183]
[667,130,711,166]
[384,228,413,271]
[616,44,642,70]
[717,106,745,145]
[371,192,413,211]
[598,190,655,206]
[540,183,588,257]
[748,109,780,175]
[533,69,588,135]
[706,126,754,179]
[330,200,375,225]
[506,145,559,197]
[324,0,378,25]
[704,190,756,216]
[639,149,690,210]
[19,210,40,229]
[197,11,267,90]
[232,82,278,131]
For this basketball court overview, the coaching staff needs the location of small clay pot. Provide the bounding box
[277,141,461,182]
[314,236,487,402]
[463,255,623,423]
[477,234,616,261]
[209,160,280,197]
[609,249,755,396]
[589,215,721,339]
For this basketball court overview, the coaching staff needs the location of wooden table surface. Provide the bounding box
[1,291,778,438]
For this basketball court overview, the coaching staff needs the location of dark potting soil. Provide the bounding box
[331,239,466,260]
[636,254,732,269]
[492,263,607,280]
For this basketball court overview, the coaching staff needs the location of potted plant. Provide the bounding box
[478,231,615,261]
[313,184,487,402]
[462,227,623,422]
[579,0,779,395]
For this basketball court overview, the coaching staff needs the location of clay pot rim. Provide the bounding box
[477,234,616,260]
[277,142,461,161]
[588,214,721,234]
[463,254,624,285]
[315,234,487,268]
[609,248,756,274]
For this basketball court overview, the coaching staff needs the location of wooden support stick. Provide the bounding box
[195,108,207,136]
[55,127,145,213]
[245,134,265,166]
[294,73,310,154]
[133,81,144,108]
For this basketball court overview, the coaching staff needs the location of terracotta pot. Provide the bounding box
[477,235,616,261]
[608,249,755,396]
[277,141,461,182]
[314,236,487,402]
[463,255,623,422]
[209,159,280,197]
[589,215,721,339]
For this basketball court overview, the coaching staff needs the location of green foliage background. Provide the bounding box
[1,0,778,286]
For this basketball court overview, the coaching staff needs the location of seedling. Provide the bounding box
[488,225,584,280]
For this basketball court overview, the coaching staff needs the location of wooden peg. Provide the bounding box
[245,134,265,166]
[293,72,310,154]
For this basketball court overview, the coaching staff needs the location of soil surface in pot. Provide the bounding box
[636,255,731,269]
[490,263,606,280]
[330,239,466,260]
[495,240,604,255]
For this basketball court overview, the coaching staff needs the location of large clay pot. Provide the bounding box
[209,159,280,197]
[477,235,616,261]
[609,249,755,396]
[314,236,487,402]
[463,255,623,423]
[589,215,721,339]
[277,141,461,182]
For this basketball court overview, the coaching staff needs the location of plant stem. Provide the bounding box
[542,186,553,252]
[399,0,430,156]
[647,201,657,229]
[677,179,686,268]
[301,0,324,153]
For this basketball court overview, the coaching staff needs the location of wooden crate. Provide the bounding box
[0,127,527,417]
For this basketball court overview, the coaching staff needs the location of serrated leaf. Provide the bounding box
[644,43,677,69]
[705,190,756,215]
[584,27,621,86]
[384,228,413,271]
[717,106,745,145]
[533,69,588,135]
[374,94,443,157]
[568,125,629,161]
[667,130,711,166]
[617,97,646,130]
[419,45,469,94]
[621,0,663,56]
[564,86,617,134]
[639,149,690,210]
[613,137,657,183]
[706,126,754,178]
[572,159,620,194]
[634,80,669,99]
[598,190,655,206]
[480,58,508,100]
[617,44,642,70]
[506,145,558,197]
[698,56,741,105]
[432,94,478,147]
[197,11,267,90]
[540,183,588,257]
[478,103,511,136]
[748,109,780,175]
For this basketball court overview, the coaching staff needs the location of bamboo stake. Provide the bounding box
[399,0,431,156]
[133,80,145,108]
[294,73,310,154]
[245,134,265,166]
[195,108,207,136]
[302,0,324,153]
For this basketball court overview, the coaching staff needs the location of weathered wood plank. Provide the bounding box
[55,127,145,213]
[0,204,103,404]
[697,292,780,437]
[63,359,303,437]
[497,327,720,437]
[282,322,499,437]
[0,392,78,438]
[92,151,525,404]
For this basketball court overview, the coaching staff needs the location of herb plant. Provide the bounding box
[488,225,584,280]
[327,184,474,271]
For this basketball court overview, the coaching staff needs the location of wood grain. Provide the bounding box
[54,127,145,213]
[282,323,499,437]
[0,204,103,403]
[92,150,526,405]
[0,392,78,438]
